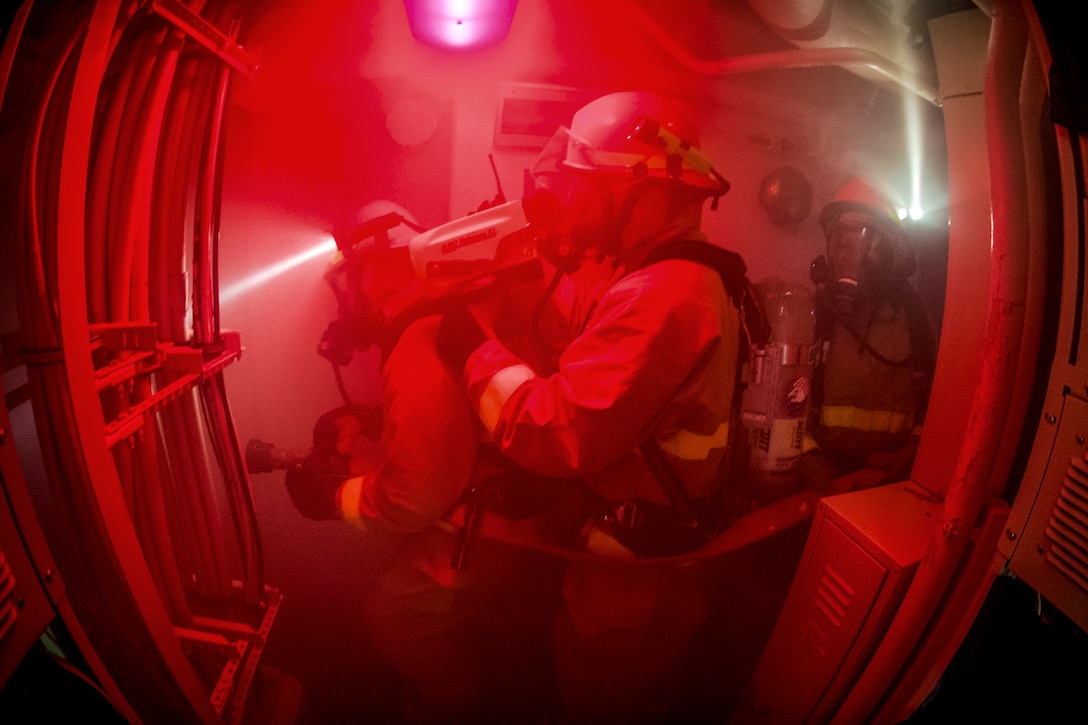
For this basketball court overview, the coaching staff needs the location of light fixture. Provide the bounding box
[404,0,517,51]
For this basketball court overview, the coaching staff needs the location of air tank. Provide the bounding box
[740,277,816,501]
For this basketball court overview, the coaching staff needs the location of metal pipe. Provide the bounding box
[134,376,194,626]
[97,25,154,525]
[148,0,209,341]
[626,1,942,107]
[179,393,234,600]
[12,19,111,714]
[831,2,1029,721]
[86,29,128,322]
[34,23,83,322]
[156,404,220,596]
[84,3,140,323]
[120,19,193,626]
[151,56,200,343]
[0,1,33,110]
[202,373,265,606]
[126,28,184,323]
[192,62,230,346]
[106,27,161,322]
[33,0,220,717]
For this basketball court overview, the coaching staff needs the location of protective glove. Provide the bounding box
[284,455,348,521]
[436,301,489,375]
[312,405,382,454]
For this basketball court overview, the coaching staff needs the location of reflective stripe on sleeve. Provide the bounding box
[337,476,365,525]
[658,422,730,461]
[820,405,912,434]
[479,364,537,434]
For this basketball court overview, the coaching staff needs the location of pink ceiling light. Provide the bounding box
[404,0,517,50]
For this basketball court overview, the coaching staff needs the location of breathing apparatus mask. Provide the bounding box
[810,179,909,318]
[522,126,623,273]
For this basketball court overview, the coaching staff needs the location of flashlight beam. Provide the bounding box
[220,235,337,305]
[904,89,925,220]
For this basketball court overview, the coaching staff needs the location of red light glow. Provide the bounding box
[404,0,517,50]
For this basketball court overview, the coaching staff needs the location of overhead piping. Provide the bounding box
[626,0,942,107]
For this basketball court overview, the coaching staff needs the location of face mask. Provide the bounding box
[525,175,623,272]
[826,219,887,285]
[816,213,897,317]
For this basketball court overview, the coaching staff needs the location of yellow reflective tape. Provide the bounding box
[585,149,648,169]
[657,422,730,461]
[479,364,537,434]
[338,476,365,524]
[820,405,911,433]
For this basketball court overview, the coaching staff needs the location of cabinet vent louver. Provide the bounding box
[814,564,855,629]
[1044,453,1088,593]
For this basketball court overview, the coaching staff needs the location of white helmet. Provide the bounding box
[531,91,729,197]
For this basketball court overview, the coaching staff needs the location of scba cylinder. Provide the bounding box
[741,277,816,500]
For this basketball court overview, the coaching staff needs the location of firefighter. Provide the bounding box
[285,274,575,719]
[436,91,752,720]
[805,176,937,491]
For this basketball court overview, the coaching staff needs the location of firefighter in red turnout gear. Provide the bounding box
[285,237,576,718]
[437,91,754,720]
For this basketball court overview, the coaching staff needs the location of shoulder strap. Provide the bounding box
[640,239,769,351]
[636,239,768,537]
